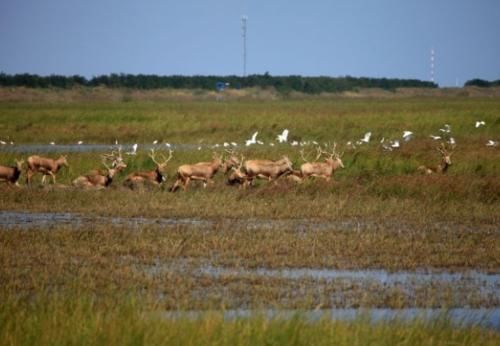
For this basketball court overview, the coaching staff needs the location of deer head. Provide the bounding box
[320,142,344,168]
[149,148,173,172]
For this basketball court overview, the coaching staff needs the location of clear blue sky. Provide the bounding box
[1,0,499,87]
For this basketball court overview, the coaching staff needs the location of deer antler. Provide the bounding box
[437,143,448,155]
[149,149,173,166]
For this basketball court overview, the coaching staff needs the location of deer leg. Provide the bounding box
[183,177,190,191]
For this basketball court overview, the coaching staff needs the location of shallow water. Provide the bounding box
[199,265,500,286]
[0,143,202,154]
[160,308,500,329]
[1,210,495,234]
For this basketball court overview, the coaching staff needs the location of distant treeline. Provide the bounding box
[0,72,437,93]
[464,78,500,88]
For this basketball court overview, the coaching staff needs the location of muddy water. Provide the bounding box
[1,211,496,234]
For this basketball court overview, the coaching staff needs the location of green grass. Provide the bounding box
[1,295,498,346]
[1,89,499,343]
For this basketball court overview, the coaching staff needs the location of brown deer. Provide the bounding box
[418,143,453,174]
[242,156,293,187]
[222,149,242,174]
[226,155,248,187]
[300,143,344,182]
[0,159,24,187]
[72,150,126,189]
[170,152,223,192]
[26,155,68,186]
[124,149,173,187]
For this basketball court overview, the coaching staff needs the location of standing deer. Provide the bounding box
[0,159,24,187]
[124,149,173,187]
[26,155,68,186]
[418,143,453,174]
[299,143,344,182]
[72,150,126,189]
[242,156,293,187]
[170,152,224,192]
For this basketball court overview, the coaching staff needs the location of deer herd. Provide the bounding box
[0,142,455,190]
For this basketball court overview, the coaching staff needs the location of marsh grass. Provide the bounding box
[0,295,499,346]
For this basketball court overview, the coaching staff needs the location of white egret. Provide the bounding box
[360,132,372,143]
[475,121,486,128]
[245,131,259,146]
[429,135,441,140]
[402,131,413,141]
[448,137,456,145]
[391,140,400,148]
[439,124,451,133]
[276,129,289,143]
[0,140,6,145]
[127,143,138,155]
[486,140,498,147]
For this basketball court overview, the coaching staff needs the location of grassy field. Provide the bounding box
[1,88,499,343]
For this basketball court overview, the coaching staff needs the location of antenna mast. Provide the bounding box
[430,48,435,83]
[241,15,248,77]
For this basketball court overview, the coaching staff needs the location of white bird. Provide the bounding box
[380,137,385,143]
[165,143,171,148]
[213,144,220,148]
[115,139,119,145]
[127,143,138,155]
[429,135,441,140]
[486,140,498,147]
[50,141,55,146]
[439,124,451,133]
[312,141,318,145]
[223,142,230,147]
[153,140,158,145]
[391,140,400,148]
[269,143,275,147]
[276,129,289,143]
[448,137,456,145]
[360,132,372,143]
[77,140,83,145]
[197,146,202,151]
[245,131,259,146]
[9,141,14,145]
[231,142,238,147]
[475,121,486,128]
[290,140,299,146]
[402,131,413,141]
[0,140,6,145]
[257,140,264,145]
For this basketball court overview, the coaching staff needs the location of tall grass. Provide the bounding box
[1,295,498,346]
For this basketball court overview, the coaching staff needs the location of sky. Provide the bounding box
[1,0,499,87]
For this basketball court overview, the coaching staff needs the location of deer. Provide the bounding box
[299,143,344,182]
[26,155,68,186]
[418,143,453,175]
[72,150,126,189]
[242,155,293,187]
[0,159,24,187]
[226,155,248,187]
[222,149,242,174]
[124,149,173,187]
[170,152,224,192]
